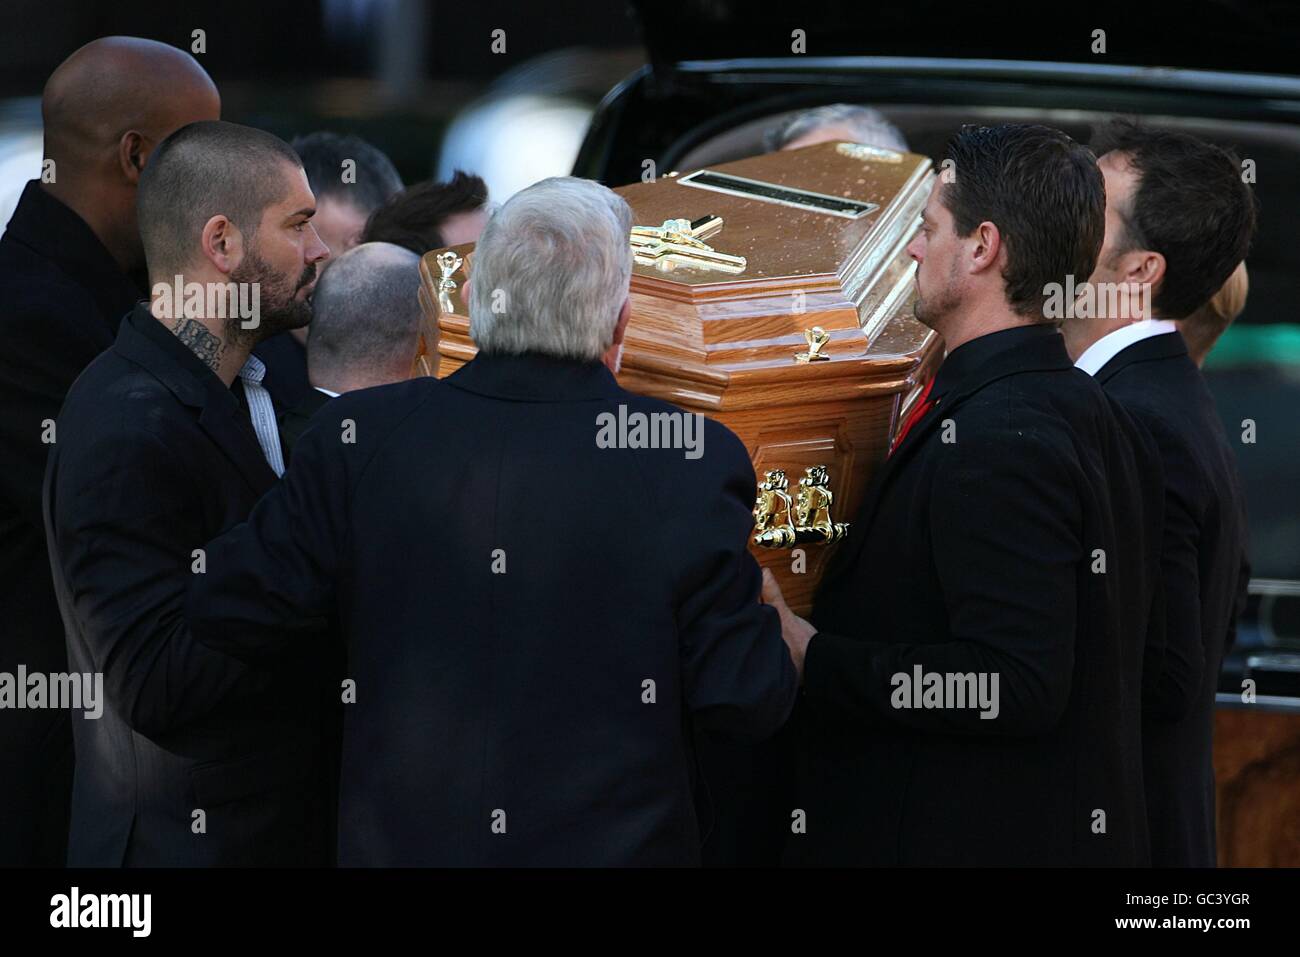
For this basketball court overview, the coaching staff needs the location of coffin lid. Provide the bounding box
[423,141,938,411]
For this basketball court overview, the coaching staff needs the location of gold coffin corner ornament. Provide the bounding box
[435,250,463,314]
[436,250,463,291]
[630,215,747,274]
[752,465,850,549]
[794,326,831,363]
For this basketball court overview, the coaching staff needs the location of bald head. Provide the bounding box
[307,242,424,392]
[44,37,219,170]
[41,37,220,270]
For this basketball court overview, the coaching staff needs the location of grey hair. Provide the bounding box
[765,104,909,153]
[468,176,633,362]
[307,242,422,380]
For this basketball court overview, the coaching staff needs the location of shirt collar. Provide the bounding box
[1074,319,1179,376]
[314,386,341,398]
[239,353,268,383]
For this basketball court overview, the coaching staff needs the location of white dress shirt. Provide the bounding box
[1074,319,1179,377]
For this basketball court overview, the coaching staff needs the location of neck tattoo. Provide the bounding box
[171,318,225,375]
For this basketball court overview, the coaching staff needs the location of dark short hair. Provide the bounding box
[1094,121,1258,319]
[941,124,1106,319]
[360,171,489,254]
[138,120,302,277]
[291,131,403,213]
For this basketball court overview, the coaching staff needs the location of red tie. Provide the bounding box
[890,377,936,456]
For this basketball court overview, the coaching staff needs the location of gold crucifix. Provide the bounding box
[629,215,747,274]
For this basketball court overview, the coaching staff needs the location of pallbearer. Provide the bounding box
[186,176,797,866]
[764,125,1161,866]
[1064,122,1256,867]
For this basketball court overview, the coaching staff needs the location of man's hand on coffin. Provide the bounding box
[760,569,813,682]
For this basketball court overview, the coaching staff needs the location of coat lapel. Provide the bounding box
[114,306,277,497]
[196,398,278,497]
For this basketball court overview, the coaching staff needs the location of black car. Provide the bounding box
[571,0,1300,865]
[576,0,1300,693]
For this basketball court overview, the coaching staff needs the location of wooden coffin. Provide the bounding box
[1214,700,1300,866]
[419,141,942,613]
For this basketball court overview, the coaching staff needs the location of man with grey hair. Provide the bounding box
[467,176,633,365]
[185,175,798,866]
[766,103,909,153]
[279,241,424,458]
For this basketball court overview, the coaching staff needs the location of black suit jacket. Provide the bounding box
[279,386,332,462]
[1096,331,1246,867]
[799,325,1160,866]
[186,352,797,866]
[44,305,333,866]
[254,330,312,411]
[0,181,143,865]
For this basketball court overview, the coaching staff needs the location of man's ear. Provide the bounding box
[118,131,148,186]
[969,220,1002,275]
[199,215,242,276]
[1119,248,1166,294]
[599,298,632,374]
[611,297,631,347]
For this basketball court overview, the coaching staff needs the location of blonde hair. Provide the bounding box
[1179,261,1249,366]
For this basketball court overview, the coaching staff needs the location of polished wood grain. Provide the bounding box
[419,142,943,613]
[1214,705,1300,866]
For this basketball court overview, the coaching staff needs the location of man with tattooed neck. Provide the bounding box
[43,121,333,866]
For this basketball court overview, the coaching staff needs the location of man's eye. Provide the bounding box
[293,222,306,232]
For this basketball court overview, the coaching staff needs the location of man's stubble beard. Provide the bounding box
[912,258,962,332]
[227,247,317,348]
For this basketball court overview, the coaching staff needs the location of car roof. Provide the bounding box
[632,0,1300,78]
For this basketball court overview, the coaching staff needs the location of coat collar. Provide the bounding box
[1094,331,1190,383]
[818,325,1074,596]
[446,352,623,403]
[114,304,277,496]
[290,387,332,421]
[4,180,143,333]
[888,324,1069,466]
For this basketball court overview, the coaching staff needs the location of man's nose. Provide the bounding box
[307,224,330,264]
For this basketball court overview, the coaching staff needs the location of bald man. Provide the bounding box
[279,242,425,458]
[0,37,218,867]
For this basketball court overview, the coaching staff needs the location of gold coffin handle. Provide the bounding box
[752,465,850,549]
